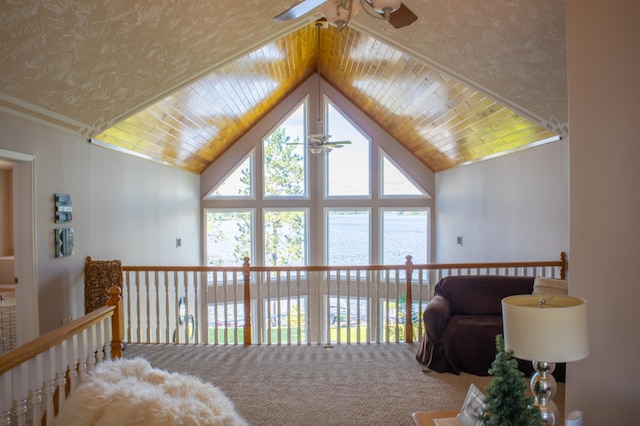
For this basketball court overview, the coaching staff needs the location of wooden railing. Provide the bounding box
[121,252,566,347]
[0,286,124,426]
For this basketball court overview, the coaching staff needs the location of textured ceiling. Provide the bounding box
[0,0,567,174]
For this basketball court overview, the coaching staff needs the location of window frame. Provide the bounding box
[262,99,309,201]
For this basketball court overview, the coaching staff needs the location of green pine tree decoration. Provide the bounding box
[478,334,542,426]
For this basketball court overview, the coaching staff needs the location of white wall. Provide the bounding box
[435,140,568,263]
[0,111,201,332]
[566,1,640,423]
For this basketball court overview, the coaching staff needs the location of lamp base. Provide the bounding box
[531,361,559,425]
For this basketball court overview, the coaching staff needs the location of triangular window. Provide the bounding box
[205,151,253,199]
[380,150,428,197]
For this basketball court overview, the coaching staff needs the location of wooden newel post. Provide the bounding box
[243,257,252,345]
[560,251,567,280]
[106,286,124,359]
[405,255,413,343]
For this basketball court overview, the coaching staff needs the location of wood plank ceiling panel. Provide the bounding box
[93,26,316,174]
[319,26,558,172]
[93,23,558,175]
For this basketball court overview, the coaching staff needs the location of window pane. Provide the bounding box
[381,153,424,196]
[264,103,306,198]
[326,102,369,197]
[327,210,369,265]
[264,210,306,266]
[207,154,252,198]
[381,210,428,264]
[205,210,252,266]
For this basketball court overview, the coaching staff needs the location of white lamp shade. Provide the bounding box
[502,294,589,362]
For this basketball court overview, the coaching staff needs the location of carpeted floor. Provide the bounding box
[122,343,564,426]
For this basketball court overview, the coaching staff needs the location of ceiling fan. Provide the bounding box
[307,134,352,154]
[273,0,417,31]
[289,133,352,155]
[287,21,352,155]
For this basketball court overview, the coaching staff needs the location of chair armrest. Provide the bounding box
[424,295,452,340]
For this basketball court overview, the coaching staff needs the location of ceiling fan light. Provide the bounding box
[320,0,359,28]
[370,0,401,11]
[310,146,323,155]
[370,0,401,14]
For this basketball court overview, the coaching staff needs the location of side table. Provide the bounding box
[411,410,459,426]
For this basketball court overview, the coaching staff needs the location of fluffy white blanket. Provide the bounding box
[54,358,246,426]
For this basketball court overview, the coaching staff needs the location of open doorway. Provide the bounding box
[0,160,16,353]
[0,149,38,345]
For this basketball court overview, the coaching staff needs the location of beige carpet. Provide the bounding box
[122,343,564,426]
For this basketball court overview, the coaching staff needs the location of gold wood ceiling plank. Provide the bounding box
[404,74,454,129]
[221,66,252,123]
[385,59,435,118]
[128,107,208,157]
[253,50,273,105]
[425,87,472,137]
[94,131,140,151]
[137,105,206,155]
[424,93,498,140]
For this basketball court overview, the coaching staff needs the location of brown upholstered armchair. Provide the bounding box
[416,275,565,380]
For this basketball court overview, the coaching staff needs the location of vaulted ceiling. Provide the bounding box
[0,1,567,175]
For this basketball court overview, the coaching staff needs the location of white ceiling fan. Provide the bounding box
[273,0,417,32]
[285,21,352,155]
[306,133,351,154]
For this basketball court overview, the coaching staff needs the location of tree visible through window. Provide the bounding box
[205,210,252,266]
[204,95,431,268]
[263,106,306,198]
[264,209,306,266]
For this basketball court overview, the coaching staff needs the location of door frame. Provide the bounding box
[0,148,38,344]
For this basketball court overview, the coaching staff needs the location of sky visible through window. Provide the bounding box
[206,95,429,268]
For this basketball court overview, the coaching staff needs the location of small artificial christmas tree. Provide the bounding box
[478,334,542,426]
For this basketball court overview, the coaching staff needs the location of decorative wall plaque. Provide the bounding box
[55,228,74,258]
[55,193,72,223]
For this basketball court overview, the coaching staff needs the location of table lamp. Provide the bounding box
[502,294,589,425]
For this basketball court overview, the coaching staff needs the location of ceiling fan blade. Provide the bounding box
[327,140,352,146]
[308,133,332,143]
[273,0,328,21]
[387,3,418,28]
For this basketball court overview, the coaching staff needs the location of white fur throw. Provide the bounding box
[54,358,246,426]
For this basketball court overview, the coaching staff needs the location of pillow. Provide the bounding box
[532,276,568,295]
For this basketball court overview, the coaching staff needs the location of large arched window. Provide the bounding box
[204,91,430,268]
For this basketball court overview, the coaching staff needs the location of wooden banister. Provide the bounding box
[120,252,566,346]
[0,285,123,374]
[404,255,413,343]
[105,285,124,359]
[243,257,252,345]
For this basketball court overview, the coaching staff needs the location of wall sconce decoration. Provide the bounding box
[55,193,72,223]
[55,228,74,258]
